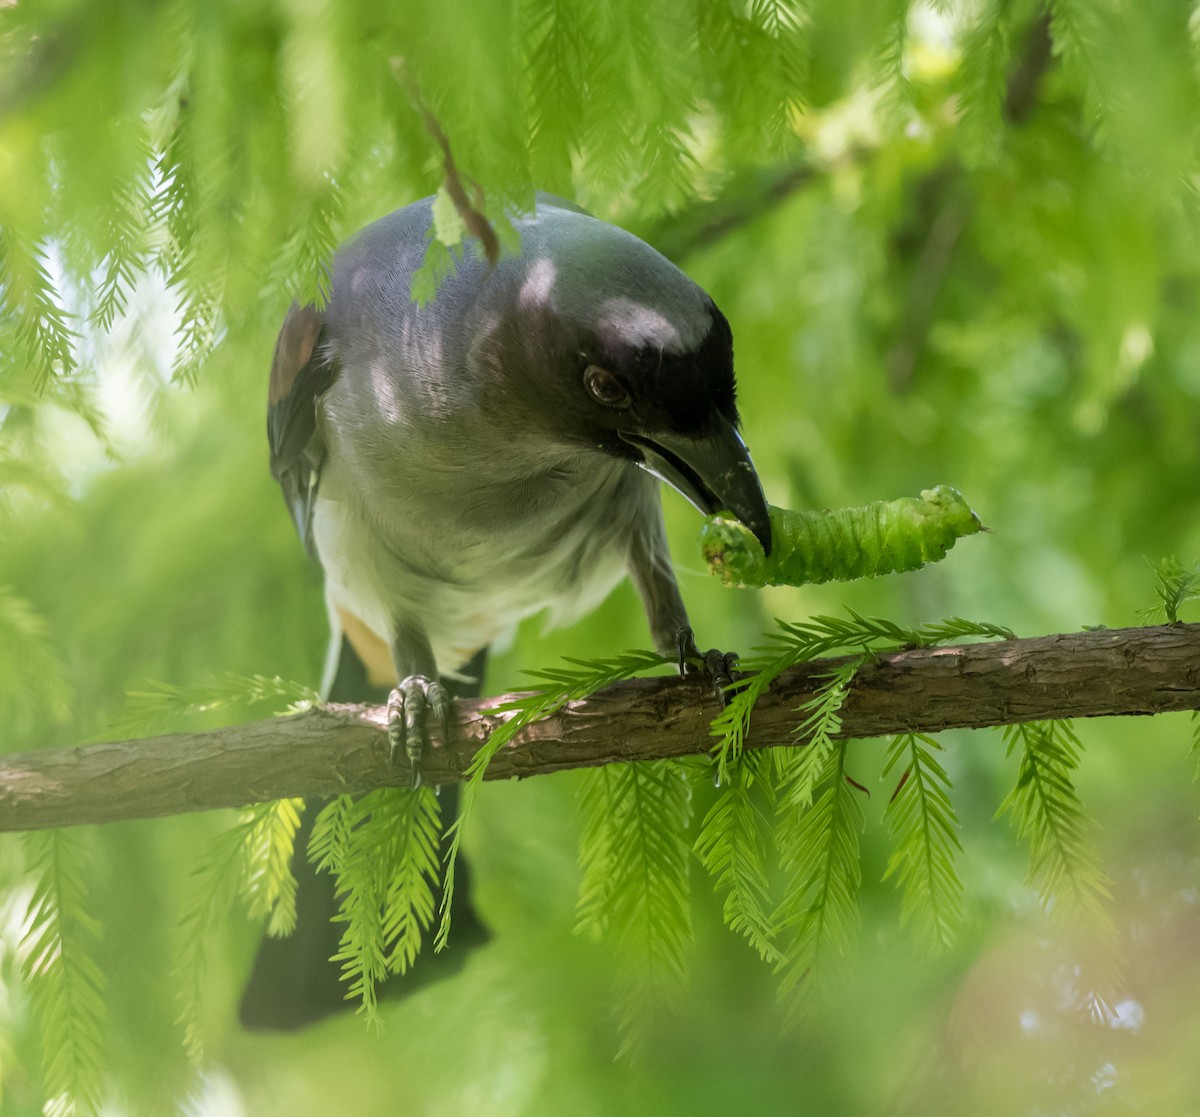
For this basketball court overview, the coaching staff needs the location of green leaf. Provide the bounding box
[996,721,1118,1018]
[409,238,462,308]
[317,788,444,1021]
[956,0,1012,168]
[21,831,107,1117]
[575,760,693,1057]
[773,743,864,1015]
[174,799,303,1062]
[882,733,964,951]
[780,659,860,811]
[0,230,78,391]
[242,798,304,938]
[694,751,780,962]
[105,673,318,740]
[1191,712,1200,784]
[0,587,71,741]
[1139,555,1200,624]
[430,185,468,248]
[708,611,1011,780]
[438,648,670,949]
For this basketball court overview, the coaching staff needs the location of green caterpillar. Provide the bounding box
[700,485,984,588]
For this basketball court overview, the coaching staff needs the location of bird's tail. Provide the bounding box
[238,640,490,1030]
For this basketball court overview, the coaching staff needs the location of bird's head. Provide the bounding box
[484,204,773,554]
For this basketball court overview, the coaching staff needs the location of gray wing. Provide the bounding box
[266,302,338,549]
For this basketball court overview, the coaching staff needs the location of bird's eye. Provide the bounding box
[584,365,631,409]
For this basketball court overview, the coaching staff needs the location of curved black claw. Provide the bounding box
[387,675,452,788]
[675,626,740,705]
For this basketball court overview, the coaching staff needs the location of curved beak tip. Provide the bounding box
[753,519,773,557]
[621,418,772,556]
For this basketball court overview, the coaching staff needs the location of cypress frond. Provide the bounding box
[997,721,1119,1015]
[625,0,699,212]
[913,616,1017,644]
[1139,555,1200,624]
[409,239,463,309]
[181,824,255,969]
[321,788,444,1020]
[308,795,354,875]
[710,611,1009,780]
[325,792,402,1022]
[708,667,780,782]
[751,0,811,121]
[0,586,71,740]
[175,800,302,1062]
[577,28,634,198]
[147,87,229,390]
[870,0,914,125]
[264,186,344,310]
[707,617,861,780]
[779,659,860,811]
[575,764,620,940]
[89,155,156,332]
[882,733,964,951]
[106,673,317,740]
[1191,712,1200,783]
[241,799,304,939]
[169,273,223,389]
[1045,0,1111,131]
[694,751,780,962]
[575,760,693,1058]
[523,0,587,192]
[438,648,670,949]
[380,788,443,977]
[0,229,78,391]
[773,743,863,1014]
[955,0,1013,168]
[21,831,107,1117]
[150,123,198,286]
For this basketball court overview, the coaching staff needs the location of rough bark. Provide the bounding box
[2,623,1198,832]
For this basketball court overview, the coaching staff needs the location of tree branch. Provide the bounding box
[3,623,1198,832]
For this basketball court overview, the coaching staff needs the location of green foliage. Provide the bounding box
[5,0,1200,1108]
[0,587,71,743]
[1192,712,1200,783]
[709,610,1013,780]
[694,751,779,964]
[106,673,318,740]
[309,788,443,1022]
[882,732,964,951]
[175,799,303,1061]
[21,831,107,1117]
[575,760,695,1057]
[773,742,863,1013]
[954,0,1013,168]
[781,659,860,809]
[437,649,670,949]
[996,721,1117,1015]
[0,231,78,391]
[1139,555,1200,624]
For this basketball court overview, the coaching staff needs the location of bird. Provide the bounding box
[239,194,772,1028]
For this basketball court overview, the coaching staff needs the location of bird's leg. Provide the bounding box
[625,510,741,704]
[675,625,740,704]
[388,623,451,788]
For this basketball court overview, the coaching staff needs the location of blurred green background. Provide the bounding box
[4,0,1200,1113]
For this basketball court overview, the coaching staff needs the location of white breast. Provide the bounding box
[310,455,657,677]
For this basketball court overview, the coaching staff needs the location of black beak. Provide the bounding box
[622,414,773,555]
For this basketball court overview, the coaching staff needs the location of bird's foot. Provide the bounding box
[674,626,740,705]
[387,675,452,788]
